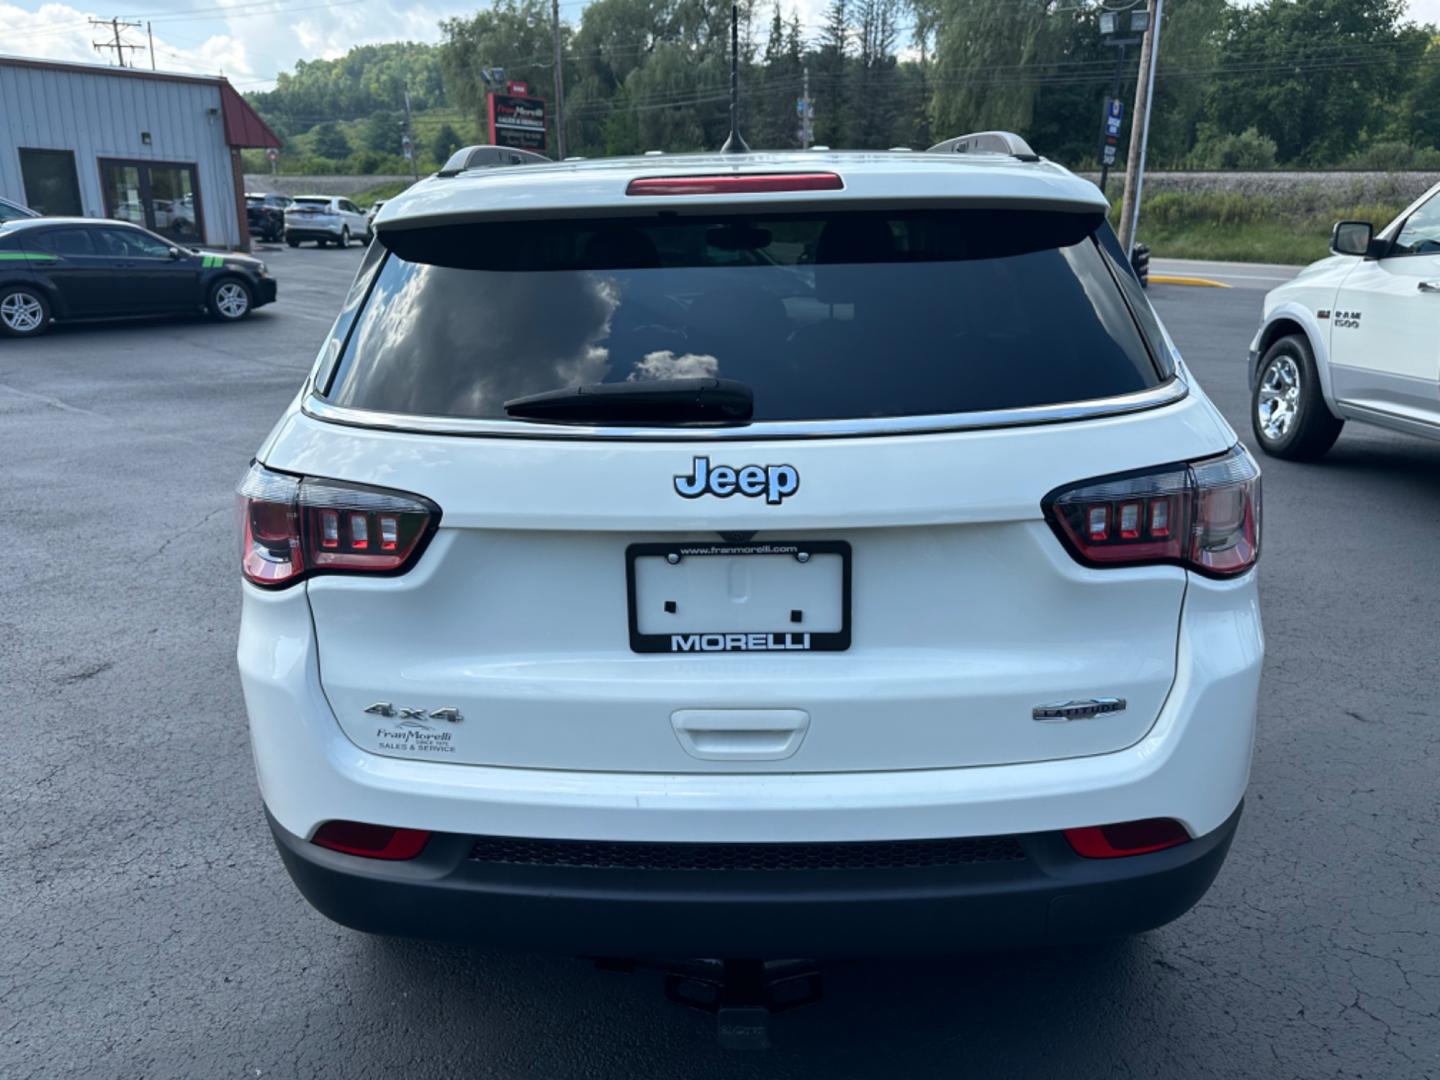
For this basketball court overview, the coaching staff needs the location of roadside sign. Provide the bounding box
[1099,97,1124,166]
[401,134,414,161]
[266,148,278,162]
[487,92,547,152]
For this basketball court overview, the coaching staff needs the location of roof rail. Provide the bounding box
[437,144,551,178]
[927,131,1039,162]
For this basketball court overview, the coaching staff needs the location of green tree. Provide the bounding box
[431,123,466,164]
[853,0,902,147]
[311,122,352,159]
[1187,126,1278,169]
[929,0,1071,145]
[814,0,851,146]
[247,42,446,133]
[1397,35,1440,150]
[1205,0,1428,164]
[362,109,404,154]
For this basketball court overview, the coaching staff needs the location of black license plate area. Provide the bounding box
[626,540,851,654]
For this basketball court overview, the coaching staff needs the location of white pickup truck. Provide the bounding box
[1249,181,1440,459]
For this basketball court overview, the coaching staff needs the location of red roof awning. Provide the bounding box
[220,82,282,149]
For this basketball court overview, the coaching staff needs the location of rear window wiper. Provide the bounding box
[504,378,754,424]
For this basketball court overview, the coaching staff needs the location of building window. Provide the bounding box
[99,159,204,244]
[19,148,83,216]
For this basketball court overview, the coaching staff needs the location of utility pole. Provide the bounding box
[90,17,142,68]
[402,90,419,182]
[1118,0,1163,255]
[147,21,156,70]
[799,66,814,149]
[1096,45,1123,192]
[551,0,566,159]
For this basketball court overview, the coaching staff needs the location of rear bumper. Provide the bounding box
[240,570,1261,846]
[267,802,1242,956]
[284,226,342,242]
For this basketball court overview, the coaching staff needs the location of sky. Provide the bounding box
[5,0,1440,91]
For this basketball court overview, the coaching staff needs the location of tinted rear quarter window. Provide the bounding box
[325,208,1167,424]
[29,228,96,255]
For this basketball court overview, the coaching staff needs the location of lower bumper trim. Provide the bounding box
[267,802,1242,957]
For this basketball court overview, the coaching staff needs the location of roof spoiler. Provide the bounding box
[927,131,1039,163]
[437,144,551,178]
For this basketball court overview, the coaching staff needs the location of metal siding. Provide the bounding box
[0,68,18,197]
[0,63,240,246]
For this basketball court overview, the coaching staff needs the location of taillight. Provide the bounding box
[1064,818,1191,858]
[1043,445,1260,578]
[312,820,430,860]
[625,173,843,196]
[237,463,439,588]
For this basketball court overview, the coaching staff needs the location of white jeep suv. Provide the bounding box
[1249,181,1440,459]
[238,137,1263,958]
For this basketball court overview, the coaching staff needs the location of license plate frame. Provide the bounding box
[625,540,852,654]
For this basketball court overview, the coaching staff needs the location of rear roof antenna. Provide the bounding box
[719,1,750,153]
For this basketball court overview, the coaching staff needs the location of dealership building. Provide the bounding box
[0,55,280,249]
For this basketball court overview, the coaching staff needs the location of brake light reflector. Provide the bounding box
[312,820,430,860]
[237,464,440,588]
[1064,818,1190,858]
[626,173,843,196]
[1043,445,1260,578]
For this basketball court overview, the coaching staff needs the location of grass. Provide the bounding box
[350,181,415,209]
[1113,191,1410,265]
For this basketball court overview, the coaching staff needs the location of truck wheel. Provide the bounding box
[1251,333,1342,460]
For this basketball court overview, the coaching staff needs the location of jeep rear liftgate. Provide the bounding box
[276,201,1230,773]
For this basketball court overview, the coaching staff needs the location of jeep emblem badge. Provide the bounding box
[674,456,799,505]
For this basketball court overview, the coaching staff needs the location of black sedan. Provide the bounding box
[0,218,276,338]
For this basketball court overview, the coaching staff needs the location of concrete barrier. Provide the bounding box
[243,174,415,196]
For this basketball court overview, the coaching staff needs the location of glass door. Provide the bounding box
[99,160,205,244]
[102,163,146,226]
[147,165,202,244]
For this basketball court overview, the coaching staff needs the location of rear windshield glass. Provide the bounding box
[294,198,330,207]
[324,209,1167,423]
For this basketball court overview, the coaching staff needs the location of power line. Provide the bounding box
[25,0,369,42]
[90,17,144,67]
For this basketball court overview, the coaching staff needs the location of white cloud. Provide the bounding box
[3,1,256,77]
[1409,0,1440,23]
[2,0,474,88]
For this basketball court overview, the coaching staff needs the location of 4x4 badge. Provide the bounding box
[364,702,463,723]
[674,456,799,504]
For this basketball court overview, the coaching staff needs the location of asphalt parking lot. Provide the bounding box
[3,245,1438,1079]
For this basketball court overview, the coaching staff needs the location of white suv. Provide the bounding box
[1249,181,1440,459]
[238,137,1263,958]
[283,195,370,248]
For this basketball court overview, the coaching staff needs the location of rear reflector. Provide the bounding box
[312,821,431,860]
[237,464,440,588]
[626,173,843,196]
[1064,818,1191,859]
[1043,444,1261,578]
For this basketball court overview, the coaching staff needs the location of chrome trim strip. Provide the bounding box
[300,378,1189,442]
